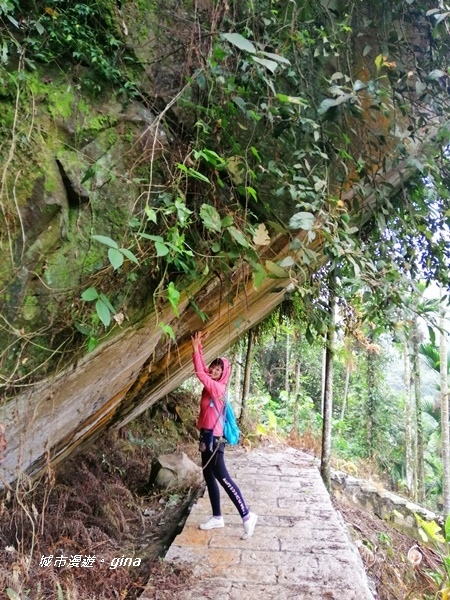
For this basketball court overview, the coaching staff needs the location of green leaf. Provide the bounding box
[145,205,157,223]
[415,514,445,543]
[160,322,176,341]
[187,167,210,183]
[346,226,359,234]
[108,247,124,270]
[87,336,99,352]
[246,186,258,201]
[96,299,111,327]
[81,287,99,301]
[35,21,45,35]
[427,69,446,80]
[200,204,222,232]
[276,94,306,105]
[428,326,436,345]
[353,80,368,92]
[221,32,256,54]
[120,248,139,265]
[250,146,261,161]
[228,225,249,247]
[99,293,116,314]
[195,149,226,168]
[375,53,383,71]
[139,233,164,242]
[75,322,92,335]
[347,255,361,277]
[155,241,170,256]
[252,56,278,73]
[252,264,267,290]
[221,214,234,227]
[92,234,118,249]
[167,282,181,317]
[233,96,247,114]
[128,217,141,228]
[318,93,355,115]
[260,50,290,65]
[289,211,315,231]
[265,260,288,278]
[7,588,21,600]
[279,256,295,268]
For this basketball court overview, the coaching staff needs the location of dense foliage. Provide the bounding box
[236,304,446,512]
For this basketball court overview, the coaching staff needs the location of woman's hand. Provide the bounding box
[191,331,209,352]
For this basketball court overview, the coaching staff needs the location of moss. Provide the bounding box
[44,164,58,193]
[22,294,39,321]
[106,130,119,146]
[75,112,119,140]
[123,124,134,143]
[28,73,75,119]
[0,101,15,129]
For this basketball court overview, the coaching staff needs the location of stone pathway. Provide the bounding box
[143,446,375,599]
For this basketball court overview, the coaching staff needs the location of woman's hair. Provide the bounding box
[209,358,224,370]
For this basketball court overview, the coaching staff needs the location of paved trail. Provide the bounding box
[144,446,375,599]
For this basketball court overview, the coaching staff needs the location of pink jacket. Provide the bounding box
[193,345,231,436]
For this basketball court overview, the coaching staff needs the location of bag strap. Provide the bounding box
[210,396,226,427]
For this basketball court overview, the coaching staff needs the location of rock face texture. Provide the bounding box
[156,447,375,600]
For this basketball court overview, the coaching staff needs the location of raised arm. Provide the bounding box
[191,331,225,400]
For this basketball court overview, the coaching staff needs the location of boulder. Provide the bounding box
[150,452,202,490]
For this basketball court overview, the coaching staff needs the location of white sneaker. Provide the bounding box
[241,511,258,539]
[199,516,224,530]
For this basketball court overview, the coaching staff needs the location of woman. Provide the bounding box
[191,331,258,540]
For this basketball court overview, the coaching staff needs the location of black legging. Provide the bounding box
[201,441,249,518]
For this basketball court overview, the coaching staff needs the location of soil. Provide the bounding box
[0,392,444,599]
[333,498,441,600]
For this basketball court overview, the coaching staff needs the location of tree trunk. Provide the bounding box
[340,363,350,421]
[320,272,336,491]
[293,360,301,433]
[234,344,243,409]
[285,331,290,400]
[404,339,414,496]
[240,328,254,426]
[412,316,425,503]
[366,338,376,457]
[321,344,327,417]
[440,299,450,515]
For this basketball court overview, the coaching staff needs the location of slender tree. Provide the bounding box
[293,359,301,433]
[285,331,291,401]
[240,328,254,426]
[234,344,243,408]
[404,339,414,495]
[440,297,450,515]
[366,335,376,457]
[320,272,336,490]
[320,345,327,417]
[411,316,425,502]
